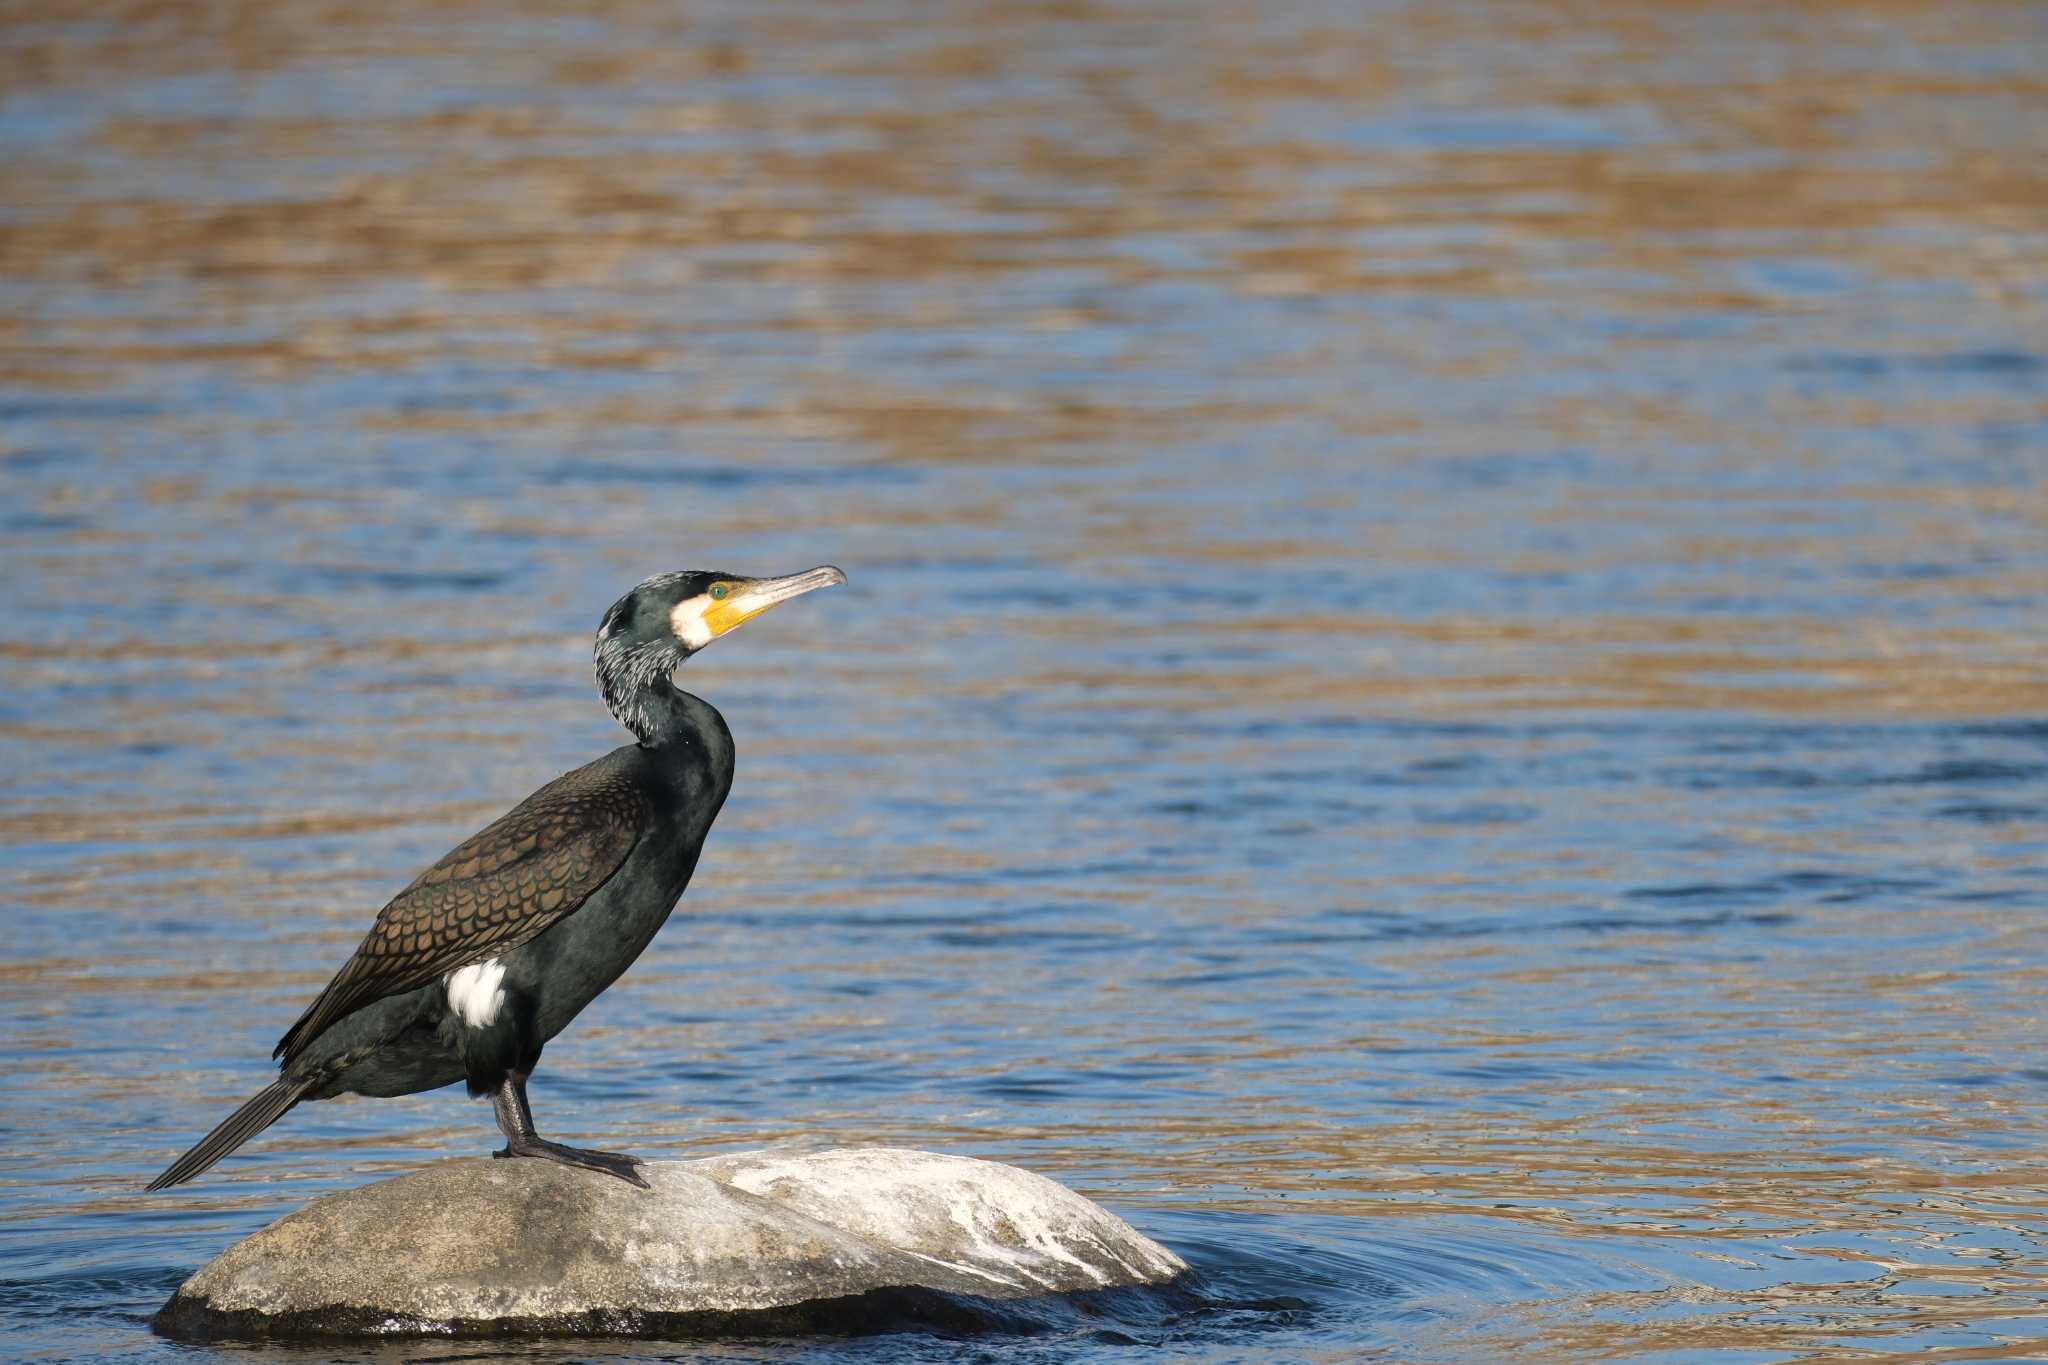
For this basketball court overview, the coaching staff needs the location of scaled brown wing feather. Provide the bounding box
[274,771,649,1067]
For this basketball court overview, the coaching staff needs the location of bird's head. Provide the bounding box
[594,565,846,743]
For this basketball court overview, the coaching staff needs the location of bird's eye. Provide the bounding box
[709,584,729,601]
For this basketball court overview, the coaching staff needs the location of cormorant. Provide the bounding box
[147,565,846,1191]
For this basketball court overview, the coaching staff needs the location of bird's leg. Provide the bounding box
[490,1070,649,1189]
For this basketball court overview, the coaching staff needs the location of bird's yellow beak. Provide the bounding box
[699,565,847,640]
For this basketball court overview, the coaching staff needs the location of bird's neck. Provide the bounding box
[594,645,733,762]
[615,675,730,758]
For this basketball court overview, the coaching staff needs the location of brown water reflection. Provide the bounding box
[4,0,2047,1360]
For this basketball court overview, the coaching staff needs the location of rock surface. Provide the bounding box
[154,1147,1187,1339]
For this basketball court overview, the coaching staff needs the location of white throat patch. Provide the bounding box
[668,594,714,650]
[445,958,508,1029]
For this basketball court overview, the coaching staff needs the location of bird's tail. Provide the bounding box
[146,1075,310,1191]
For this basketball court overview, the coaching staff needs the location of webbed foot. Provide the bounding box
[494,1135,650,1188]
[489,1068,651,1189]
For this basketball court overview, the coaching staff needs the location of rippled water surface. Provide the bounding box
[4,2,2046,1360]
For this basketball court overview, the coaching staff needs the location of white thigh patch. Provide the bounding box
[445,958,508,1029]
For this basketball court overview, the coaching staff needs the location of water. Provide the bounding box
[3,1,2045,1359]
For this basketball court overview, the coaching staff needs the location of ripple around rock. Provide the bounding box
[152,1147,1188,1340]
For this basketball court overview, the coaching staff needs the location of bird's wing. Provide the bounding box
[273,769,649,1067]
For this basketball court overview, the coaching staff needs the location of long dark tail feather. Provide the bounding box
[146,1076,309,1191]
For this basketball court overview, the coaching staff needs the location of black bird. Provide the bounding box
[147,566,846,1191]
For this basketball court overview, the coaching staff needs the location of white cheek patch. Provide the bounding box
[445,958,508,1029]
[669,594,714,649]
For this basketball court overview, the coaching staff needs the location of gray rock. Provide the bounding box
[154,1147,1187,1340]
